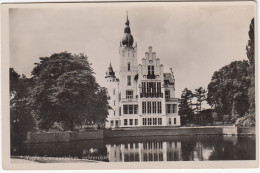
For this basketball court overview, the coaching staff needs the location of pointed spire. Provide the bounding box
[122,11,134,47]
[105,62,116,78]
[125,11,130,26]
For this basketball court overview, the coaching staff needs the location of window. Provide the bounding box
[141,82,163,98]
[158,102,162,114]
[114,101,115,106]
[174,118,176,124]
[123,105,128,114]
[129,105,133,114]
[114,110,115,116]
[166,104,177,114]
[143,118,147,125]
[153,118,157,125]
[147,102,151,114]
[111,120,114,127]
[157,82,161,97]
[123,105,138,114]
[126,90,133,98]
[127,76,131,86]
[169,118,172,125]
[148,118,152,125]
[165,90,170,98]
[142,102,146,114]
[148,65,154,75]
[113,89,115,95]
[130,119,133,125]
[152,101,157,113]
[128,62,131,71]
[134,105,138,114]
[119,107,121,116]
[167,104,171,114]
[158,118,162,125]
[135,119,138,125]
[124,119,128,125]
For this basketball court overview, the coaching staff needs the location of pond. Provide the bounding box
[11,135,256,162]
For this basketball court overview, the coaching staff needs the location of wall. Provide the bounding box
[27,127,255,143]
[104,127,224,138]
[238,127,255,134]
[27,130,103,143]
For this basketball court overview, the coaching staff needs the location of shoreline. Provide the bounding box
[26,126,255,144]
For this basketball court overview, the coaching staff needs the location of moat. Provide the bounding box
[12,135,256,162]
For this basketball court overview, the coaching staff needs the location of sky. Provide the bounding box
[9,2,255,100]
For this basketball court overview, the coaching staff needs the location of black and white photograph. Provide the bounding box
[1,0,258,170]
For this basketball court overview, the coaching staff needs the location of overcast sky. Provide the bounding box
[9,2,255,99]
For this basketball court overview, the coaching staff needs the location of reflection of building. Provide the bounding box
[106,141,181,162]
[105,13,180,128]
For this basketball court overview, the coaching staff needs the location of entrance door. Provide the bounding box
[115,120,119,128]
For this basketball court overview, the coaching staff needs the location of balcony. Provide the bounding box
[140,93,163,98]
[147,74,156,79]
[121,98,138,102]
[165,98,179,102]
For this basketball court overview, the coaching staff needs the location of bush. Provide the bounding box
[235,113,255,127]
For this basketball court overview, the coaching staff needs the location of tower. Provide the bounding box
[118,12,139,127]
[105,63,120,128]
[119,12,138,100]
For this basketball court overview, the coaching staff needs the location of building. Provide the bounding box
[105,13,180,128]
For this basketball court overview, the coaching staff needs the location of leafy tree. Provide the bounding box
[235,18,255,127]
[29,52,110,131]
[178,88,193,125]
[207,61,250,122]
[200,109,213,125]
[10,68,35,146]
[246,18,255,115]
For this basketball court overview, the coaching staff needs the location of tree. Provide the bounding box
[207,61,250,122]
[194,87,207,114]
[10,68,35,146]
[29,52,110,131]
[200,109,213,125]
[194,87,207,124]
[246,18,255,115]
[178,88,193,125]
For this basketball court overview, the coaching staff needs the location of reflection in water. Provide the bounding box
[12,135,255,162]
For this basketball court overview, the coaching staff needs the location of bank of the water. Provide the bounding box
[26,126,255,143]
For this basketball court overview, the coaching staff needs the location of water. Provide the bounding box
[12,135,256,162]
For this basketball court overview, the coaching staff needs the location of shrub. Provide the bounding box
[235,113,255,127]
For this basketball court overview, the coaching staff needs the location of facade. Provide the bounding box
[105,14,180,128]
